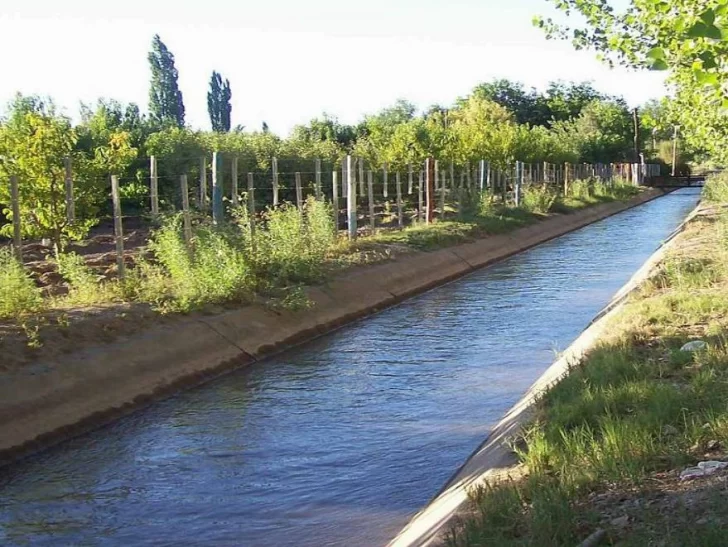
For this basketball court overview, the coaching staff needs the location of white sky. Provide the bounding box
[1,0,665,135]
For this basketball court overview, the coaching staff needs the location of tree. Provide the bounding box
[544,81,612,123]
[551,100,634,163]
[0,95,136,250]
[148,34,185,128]
[535,0,728,163]
[207,71,232,132]
[450,96,520,169]
[465,80,550,126]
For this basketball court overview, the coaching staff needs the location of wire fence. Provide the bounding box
[3,154,661,275]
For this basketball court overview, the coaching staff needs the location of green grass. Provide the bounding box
[448,182,728,546]
[703,171,728,203]
[366,178,638,251]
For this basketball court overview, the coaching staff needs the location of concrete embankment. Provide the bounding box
[0,189,668,467]
[388,194,700,547]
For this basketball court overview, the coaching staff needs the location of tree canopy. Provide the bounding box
[536,0,728,163]
[207,71,232,133]
[148,35,185,128]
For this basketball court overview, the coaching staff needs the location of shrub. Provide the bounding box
[0,248,43,319]
[148,215,252,312]
[255,197,336,285]
[521,184,557,214]
[703,173,728,203]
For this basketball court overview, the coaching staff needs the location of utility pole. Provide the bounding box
[633,107,641,163]
[671,126,680,177]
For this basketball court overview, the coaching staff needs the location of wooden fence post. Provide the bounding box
[315,158,322,200]
[383,163,388,198]
[272,157,279,206]
[418,170,424,222]
[396,171,403,227]
[434,160,440,191]
[150,155,159,216]
[199,156,207,210]
[439,169,446,219]
[111,175,125,279]
[358,158,365,197]
[212,152,224,224]
[426,158,435,224]
[64,156,75,224]
[231,157,239,207]
[564,163,570,195]
[10,175,21,261]
[180,175,192,250]
[514,162,522,208]
[332,171,339,231]
[295,171,303,209]
[347,155,357,240]
[368,170,376,233]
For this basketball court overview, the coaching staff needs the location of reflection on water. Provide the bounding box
[0,190,700,546]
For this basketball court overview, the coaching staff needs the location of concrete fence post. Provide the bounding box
[231,157,239,207]
[332,171,339,231]
[314,158,322,200]
[295,172,303,209]
[368,170,376,233]
[212,151,224,224]
[150,155,159,216]
[180,174,192,250]
[347,155,357,240]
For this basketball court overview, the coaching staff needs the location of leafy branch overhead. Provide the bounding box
[536,0,728,162]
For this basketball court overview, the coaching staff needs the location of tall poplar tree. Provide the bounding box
[148,35,185,128]
[207,71,232,132]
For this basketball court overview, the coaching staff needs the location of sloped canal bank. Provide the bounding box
[0,189,700,546]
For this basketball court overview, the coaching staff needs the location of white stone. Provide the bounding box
[680,340,708,352]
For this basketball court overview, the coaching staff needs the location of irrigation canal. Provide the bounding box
[0,188,701,546]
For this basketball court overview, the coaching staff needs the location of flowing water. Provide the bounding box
[0,189,700,546]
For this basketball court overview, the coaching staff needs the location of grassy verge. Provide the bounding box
[448,175,728,546]
[365,178,639,251]
[0,178,640,355]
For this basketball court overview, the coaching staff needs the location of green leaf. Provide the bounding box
[650,59,669,71]
[647,47,666,60]
[699,52,719,69]
[694,69,719,86]
[701,9,716,26]
[688,22,710,37]
[687,21,723,39]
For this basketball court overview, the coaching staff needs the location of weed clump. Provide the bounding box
[0,248,43,319]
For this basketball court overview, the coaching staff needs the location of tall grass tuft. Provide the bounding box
[255,197,336,285]
[521,184,557,214]
[0,248,43,319]
[56,252,115,305]
[147,215,252,313]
